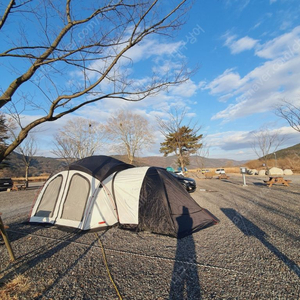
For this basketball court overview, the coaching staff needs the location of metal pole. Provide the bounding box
[242,173,247,186]
[0,213,16,261]
[274,152,277,167]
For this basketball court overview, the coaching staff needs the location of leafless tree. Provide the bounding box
[16,135,37,187]
[251,126,285,170]
[52,117,105,165]
[105,110,154,164]
[0,0,192,162]
[275,100,300,133]
[195,142,210,170]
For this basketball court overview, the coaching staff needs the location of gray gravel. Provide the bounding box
[0,175,300,299]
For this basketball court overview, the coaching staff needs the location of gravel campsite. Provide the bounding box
[1,174,300,299]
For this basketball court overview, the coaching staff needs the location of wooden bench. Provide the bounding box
[11,181,27,191]
[264,177,291,187]
[204,172,214,179]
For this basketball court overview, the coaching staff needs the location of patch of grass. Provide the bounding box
[0,274,32,300]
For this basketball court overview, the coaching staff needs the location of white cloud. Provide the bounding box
[169,79,198,98]
[205,126,298,160]
[231,36,259,54]
[203,68,245,97]
[224,0,250,12]
[223,32,259,54]
[255,26,300,59]
[207,26,300,122]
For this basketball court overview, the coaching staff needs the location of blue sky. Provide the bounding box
[1,0,300,161]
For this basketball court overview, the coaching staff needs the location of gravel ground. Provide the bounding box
[0,175,300,299]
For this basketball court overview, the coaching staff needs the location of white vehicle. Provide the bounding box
[215,168,225,174]
[174,170,184,176]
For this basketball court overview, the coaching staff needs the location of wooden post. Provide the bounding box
[0,213,16,261]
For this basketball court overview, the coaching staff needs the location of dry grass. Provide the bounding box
[11,176,49,182]
[222,167,241,173]
[188,167,242,174]
[0,274,32,300]
[246,156,300,173]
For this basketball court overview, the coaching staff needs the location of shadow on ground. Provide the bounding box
[221,208,300,279]
[169,206,201,299]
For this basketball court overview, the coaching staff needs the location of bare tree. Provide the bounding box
[157,107,202,171]
[105,110,154,164]
[195,142,210,170]
[275,100,300,133]
[0,0,191,163]
[16,135,37,187]
[251,126,285,170]
[52,117,105,165]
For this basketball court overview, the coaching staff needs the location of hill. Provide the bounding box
[0,152,66,177]
[246,143,300,172]
[1,152,247,178]
[132,156,247,169]
[270,143,300,159]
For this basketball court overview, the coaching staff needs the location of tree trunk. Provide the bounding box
[25,165,29,188]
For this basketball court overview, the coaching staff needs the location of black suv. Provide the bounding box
[0,177,13,191]
[169,172,196,193]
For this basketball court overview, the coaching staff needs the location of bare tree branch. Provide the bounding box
[251,126,285,170]
[105,110,154,164]
[275,100,300,133]
[0,0,15,31]
[0,0,192,162]
[52,117,106,165]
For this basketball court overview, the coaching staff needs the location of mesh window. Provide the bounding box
[35,175,63,217]
[61,174,90,221]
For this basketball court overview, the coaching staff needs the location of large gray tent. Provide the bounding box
[30,156,218,238]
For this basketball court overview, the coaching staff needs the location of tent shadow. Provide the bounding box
[3,218,50,243]
[0,231,84,287]
[221,208,300,279]
[169,207,201,300]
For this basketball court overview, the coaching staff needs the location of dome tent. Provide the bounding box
[30,156,218,238]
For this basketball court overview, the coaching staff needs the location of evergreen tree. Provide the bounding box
[160,126,203,171]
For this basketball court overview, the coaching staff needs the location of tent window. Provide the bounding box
[61,174,90,221]
[35,175,63,218]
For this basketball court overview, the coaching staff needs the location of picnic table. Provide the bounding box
[264,177,291,187]
[11,181,27,191]
[217,174,230,180]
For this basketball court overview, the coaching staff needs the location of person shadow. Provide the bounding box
[169,206,201,299]
[221,208,300,278]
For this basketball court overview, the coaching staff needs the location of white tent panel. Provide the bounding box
[114,167,149,224]
[83,173,119,229]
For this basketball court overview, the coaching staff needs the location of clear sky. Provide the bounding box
[1,0,300,161]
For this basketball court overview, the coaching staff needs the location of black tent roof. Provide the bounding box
[68,155,134,182]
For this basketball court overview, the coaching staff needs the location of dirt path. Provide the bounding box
[0,175,299,299]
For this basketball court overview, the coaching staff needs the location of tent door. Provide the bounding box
[55,171,99,229]
[30,171,69,224]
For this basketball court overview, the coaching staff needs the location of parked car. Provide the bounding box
[169,172,196,193]
[215,168,225,174]
[0,177,13,191]
[201,169,210,174]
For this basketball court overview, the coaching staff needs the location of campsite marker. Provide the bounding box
[240,167,247,186]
